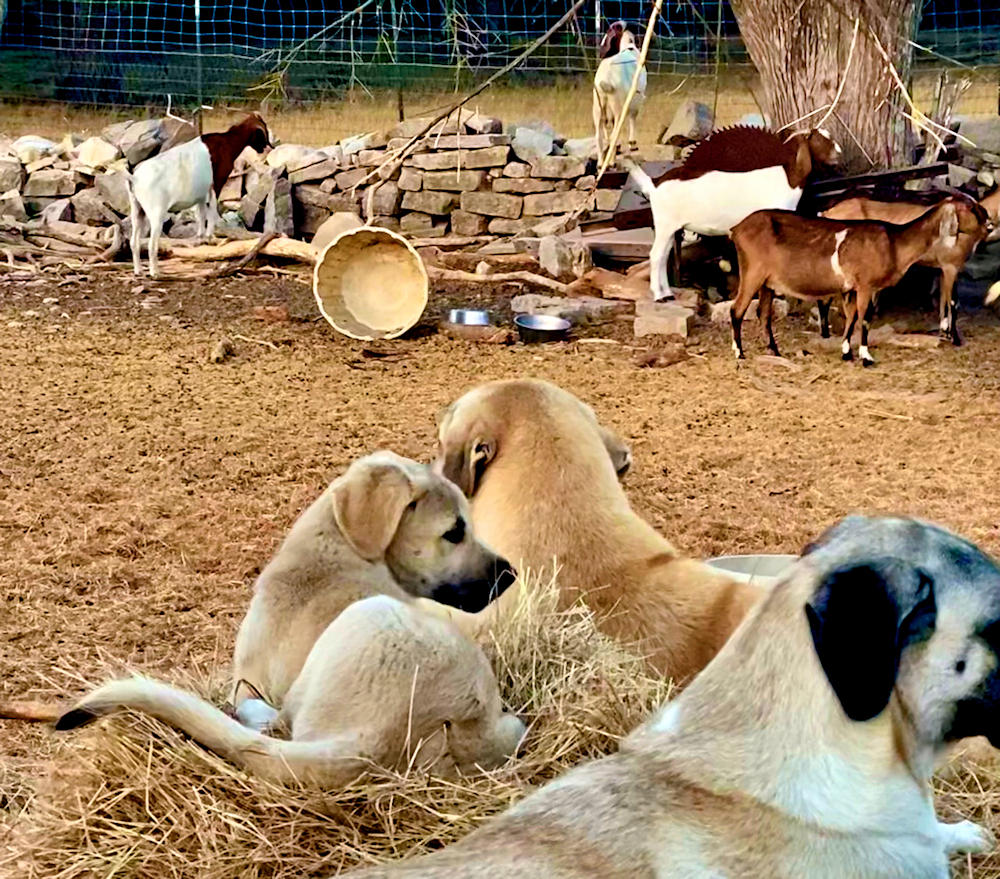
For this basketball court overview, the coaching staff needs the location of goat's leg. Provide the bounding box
[648,224,677,302]
[759,288,780,357]
[818,299,831,338]
[730,270,761,361]
[667,229,683,288]
[146,207,165,279]
[628,113,638,154]
[593,92,606,163]
[858,290,877,367]
[841,293,859,362]
[938,265,961,346]
[128,189,143,277]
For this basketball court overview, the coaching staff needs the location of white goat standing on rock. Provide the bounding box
[593,27,646,160]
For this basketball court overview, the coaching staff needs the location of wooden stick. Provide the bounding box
[0,701,64,723]
[426,265,569,294]
[233,333,281,350]
[208,231,279,278]
[164,236,316,265]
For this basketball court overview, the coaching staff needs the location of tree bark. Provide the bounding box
[730,0,920,172]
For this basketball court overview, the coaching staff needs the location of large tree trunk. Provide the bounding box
[730,0,920,172]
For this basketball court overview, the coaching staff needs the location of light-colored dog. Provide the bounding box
[56,594,526,786]
[346,515,1000,878]
[433,379,759,682]
[230,450,516,716]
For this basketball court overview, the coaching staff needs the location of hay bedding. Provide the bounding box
[3,581,670,879]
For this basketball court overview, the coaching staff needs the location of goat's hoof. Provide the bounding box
[862,358,876,368]
[841,352,854,362]
[820,331,830,339]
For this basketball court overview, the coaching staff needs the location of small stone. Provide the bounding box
[400,190,459,215]
[288,158,340,185]
[209,337,235,363]
[661,100,714,145]
[0,158,25,192]
[240,167,280,229]
[266,144,317,170]
[532,214,578,237]
[400,212,435,232]
[74,136,121,169]
[503,162,531,178]
[529,156,586,179]
[575,175,596,190]
[219,173,243,203]
[595,189,622,212]
[493,177,555,194]
[409,146,510,171]
[511,127,554,162]
[6,320,24,328]
[465,113,503,135]
[563,137,597,158]
[399,168,423,191]
[488,217,534,235]
[0,189,29,222]
[40,198,73,223]
[392,117,464,138]
[634,302,694,338]
[96,170,132,215]
[23,169,79,198]
[539,235,573,281]
[459,191,522,219]
[118,119,164,166]
[367,180,402,217]
[264,177,294,237]
[512,292,622,324]
[298,203,332,237]
[422,169,488,192]
[523,191,587,216]
[450,210,489,236]
[252,304,290,323]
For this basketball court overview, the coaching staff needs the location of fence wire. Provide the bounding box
[0,0,996,108]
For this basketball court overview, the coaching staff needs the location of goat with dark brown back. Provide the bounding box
[626,126,843,301]
[820,187,1000,345]
[729,199,970,367]
[202,112,271,197]
[598,20,627,59]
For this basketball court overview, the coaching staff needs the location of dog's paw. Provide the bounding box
[939,819,996,855]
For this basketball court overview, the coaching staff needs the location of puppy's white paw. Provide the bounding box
[939,819,995,855]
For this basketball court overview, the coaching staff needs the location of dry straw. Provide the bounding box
[2,576,670,879]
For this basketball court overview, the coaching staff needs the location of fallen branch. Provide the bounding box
[0,701,64,723]
[233,333,281,350]
[164,236,316,265]
[86,223,124,264]
[425,265,569,294]
[209,231,279,278]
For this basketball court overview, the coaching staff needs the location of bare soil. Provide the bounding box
[3,266,1000,872]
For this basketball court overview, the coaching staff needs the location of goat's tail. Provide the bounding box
[624,159,656,200]
[56,676,370,787]
[986,280,1000,307]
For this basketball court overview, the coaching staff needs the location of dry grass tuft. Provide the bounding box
[4,577,670,879]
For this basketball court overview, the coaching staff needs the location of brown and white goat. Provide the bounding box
[729,199,968,366]
[202,112,271,196]
[627,125,842,301]
[820,187,1000,345]
[593,27,646,159]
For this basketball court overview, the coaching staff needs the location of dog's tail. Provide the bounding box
[56,676,369,787]
[623,158,656,200]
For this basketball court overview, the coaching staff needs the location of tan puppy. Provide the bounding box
[56,594,526,786]
[231,450,516,716]
[433,379,759,682]
[346,515,1000,878]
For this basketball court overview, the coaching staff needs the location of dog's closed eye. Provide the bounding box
[442,519,466,544]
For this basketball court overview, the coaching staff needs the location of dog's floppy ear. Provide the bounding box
[597,424,632,478]
[806,559,936,722]
[439,434,496,497]
[331,456,418,561]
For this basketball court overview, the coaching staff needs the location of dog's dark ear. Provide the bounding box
[438,434,495,497]
[805,560,936,722]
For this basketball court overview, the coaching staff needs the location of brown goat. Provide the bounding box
[730,199,966,366]
[820,187,999,345]
[201,113,271,197]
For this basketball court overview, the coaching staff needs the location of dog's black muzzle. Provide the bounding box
[431,559,518,613]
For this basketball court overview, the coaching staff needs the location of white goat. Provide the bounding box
[128,137,217,278]
[592,29,646,160]
[626,127,842,301]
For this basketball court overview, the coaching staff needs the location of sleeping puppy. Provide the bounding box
[231,451,515,719]
[56,594,526,788]
[431,379,759,683]
[344,515,1000,878]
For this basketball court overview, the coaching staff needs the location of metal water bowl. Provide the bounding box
[514,313,571,343]
[705,554,798,586]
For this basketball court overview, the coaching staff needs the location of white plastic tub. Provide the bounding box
[705,554,798,586]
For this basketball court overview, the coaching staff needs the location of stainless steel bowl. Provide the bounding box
[448,308,491,326]
[514,313,571,343]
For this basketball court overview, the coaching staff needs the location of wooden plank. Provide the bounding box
[803,162,949,197]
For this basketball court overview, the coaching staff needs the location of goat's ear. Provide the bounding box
[805,559,936,722]
[331,457,418,561]
[597,424,632,478]
[438,434,495,497]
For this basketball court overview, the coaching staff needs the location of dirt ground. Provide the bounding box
[3,264,1000,871]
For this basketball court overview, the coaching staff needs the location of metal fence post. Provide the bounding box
[195,0,203,135]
